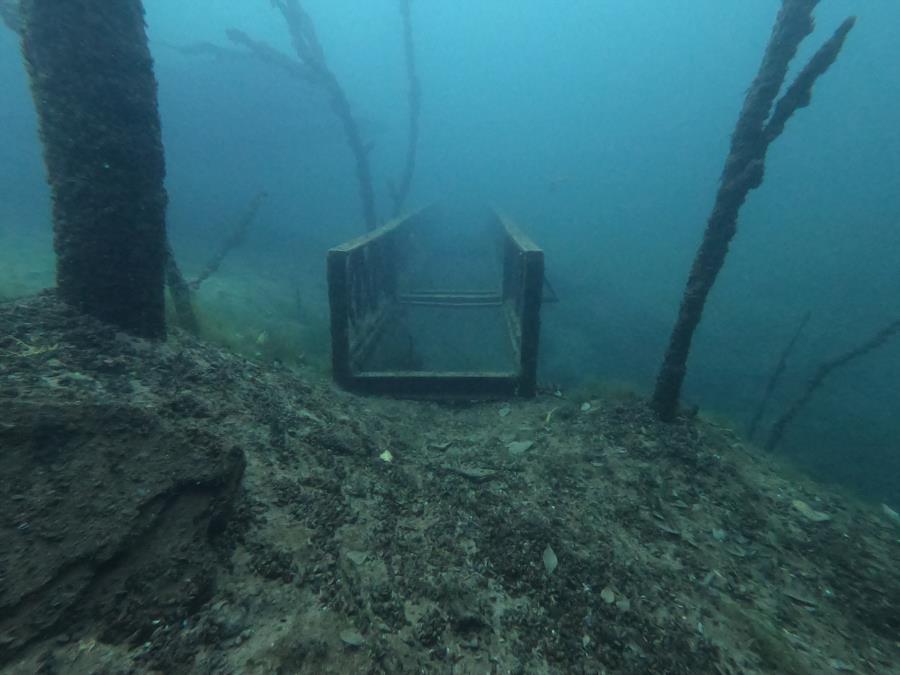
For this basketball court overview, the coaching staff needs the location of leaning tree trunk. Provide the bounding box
[20,0,168,338]
[651,0,855,421]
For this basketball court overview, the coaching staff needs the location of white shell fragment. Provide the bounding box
[542,544,558,575]
[346,550,367,565]
[507,440,534,455]
[378,450,393,463]
[792,499,831,523]
[340,629,365,647]
[580,402,592,412]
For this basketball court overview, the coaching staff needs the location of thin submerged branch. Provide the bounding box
[190,191,268,291]
[766,316,900,450]
[228,1,378,232]
[747,311,811,440]
[389,0,421,217]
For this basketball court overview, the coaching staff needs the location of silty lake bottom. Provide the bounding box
[1,1,899,673]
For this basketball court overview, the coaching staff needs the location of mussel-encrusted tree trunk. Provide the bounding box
[20,0,168,338]
[651,0,855,422]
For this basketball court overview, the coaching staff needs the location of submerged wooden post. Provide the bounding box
[20,0,168,338]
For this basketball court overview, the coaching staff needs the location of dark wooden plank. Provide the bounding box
[493,209,542,252]
[349,302,398,367]
[330,203,439,254]
[398,291,503,308]
[349,371,519,398]
[517,249,544,397]
[327,249,352,386]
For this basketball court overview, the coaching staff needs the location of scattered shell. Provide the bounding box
[430,441,453,451]
[600,587,616,604]
[378,450,393,463]
[339,629,365,647]
[346,550,367,565]
[792,499,831,523]
[784,588,818,607]
[881,503,900,526]
[828,658,854,672]
[443,466,498,483]
[615,598,631,611]
[499,406,512,418]
[542,544,558,575]
[580,402,592,412]
[711,528,727,542]
[507,440,534,455]
[726,544,748,558]
[655,522,681,536]
[582,634,591,648]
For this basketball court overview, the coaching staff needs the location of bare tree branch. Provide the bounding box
[229,1,378,231]
[389,0,421,217]
[226,28,314,82]
[651,1,856,421]
[766,316,900,450]
[747,310,811,440]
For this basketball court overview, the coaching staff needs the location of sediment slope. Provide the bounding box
[0,293,897,674]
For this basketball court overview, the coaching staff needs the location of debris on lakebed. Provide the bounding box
[1,293,898,675]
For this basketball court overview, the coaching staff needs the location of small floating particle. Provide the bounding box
[542,544,558,575]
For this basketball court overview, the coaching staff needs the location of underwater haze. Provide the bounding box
[2,0,899,507]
